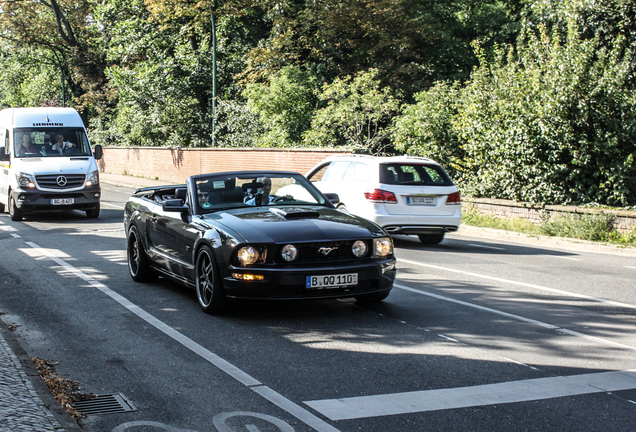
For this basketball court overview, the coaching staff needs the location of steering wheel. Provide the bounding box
[271,195,293,203]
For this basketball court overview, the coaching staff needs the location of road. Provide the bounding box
[1,181,635,432]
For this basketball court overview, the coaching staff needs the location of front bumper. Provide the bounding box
[12,185,101,212]
[222,258,397,300]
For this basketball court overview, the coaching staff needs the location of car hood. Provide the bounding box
[202,206,386,243]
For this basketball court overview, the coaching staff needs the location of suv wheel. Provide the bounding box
[418,233,445,245]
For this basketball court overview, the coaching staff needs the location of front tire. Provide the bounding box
[127,225,156,282]
[86,204,100,218]
[355,290,391,303]
[418,233,445,245]
[195,246,227,314]
[9,194,23,221]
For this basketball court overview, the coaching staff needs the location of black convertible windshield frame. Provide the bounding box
[192,171,330,215]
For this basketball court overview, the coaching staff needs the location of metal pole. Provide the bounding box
[211,10,217,147]
[61,67,66,107]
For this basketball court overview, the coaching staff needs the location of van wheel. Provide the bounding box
[86,205,100,218]
[9,194,23,221]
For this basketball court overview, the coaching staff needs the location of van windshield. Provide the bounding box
[13,128,92,158]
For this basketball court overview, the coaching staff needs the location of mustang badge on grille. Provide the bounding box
[318,246,339,256]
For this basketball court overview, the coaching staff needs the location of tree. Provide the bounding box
[391,82,464,179]
[457,21,636,206]
[303,69,401,153]
[0,0,110,114]
[244,66,319,147]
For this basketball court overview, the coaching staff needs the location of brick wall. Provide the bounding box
[468,197,636,234]
[98,147,347,184]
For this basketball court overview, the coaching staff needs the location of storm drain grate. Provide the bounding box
[71,393,137,415]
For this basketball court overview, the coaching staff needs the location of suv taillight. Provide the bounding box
[447,191,461,205]
[364,189,397,203]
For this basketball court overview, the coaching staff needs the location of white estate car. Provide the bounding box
[305,155,462,244]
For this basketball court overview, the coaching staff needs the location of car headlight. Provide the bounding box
[16,172,36,188]
[237,246,260,265]
[352,240,367,258]
[86,170,99,186]
[373,237,393,257]
[281,244,298,262]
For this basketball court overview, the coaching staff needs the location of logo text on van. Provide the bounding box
[32,122,64,126]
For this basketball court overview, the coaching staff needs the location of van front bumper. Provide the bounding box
[11,185,101,212]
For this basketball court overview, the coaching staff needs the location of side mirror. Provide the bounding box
[324,193,339,204]
[0,147,7,161]
[93,144,103,160]
[163,199,189,213]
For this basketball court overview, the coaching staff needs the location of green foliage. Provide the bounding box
[0,45,63,108]
[244,66,319,147]
[303,69,402,153]
[540,211,616,242]
[390,82,464,179]
[214,100,263,147]
[462,203,636,246]
[457,21,636,206]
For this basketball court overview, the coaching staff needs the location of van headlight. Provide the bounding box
[86,170,99,186]
[16,172,36,188]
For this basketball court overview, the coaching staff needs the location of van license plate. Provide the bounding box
[306,273,358,289]
[51,198,74,205]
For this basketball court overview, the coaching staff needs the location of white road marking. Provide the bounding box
[26,241,341,432]
[398,258,636,311]
[541,254,582,261]
[395,283,636,351]
[304,370,636,420]
[467,243,506,250]
[625,266,636,270]
[101,201,124,209]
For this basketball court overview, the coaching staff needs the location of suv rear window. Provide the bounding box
[380,163,453,186]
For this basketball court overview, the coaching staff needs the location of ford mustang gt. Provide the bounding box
[123,171,397,314]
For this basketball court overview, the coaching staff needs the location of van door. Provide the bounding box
[0,129,9,199]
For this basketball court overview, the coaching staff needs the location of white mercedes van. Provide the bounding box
[0,107,103,221]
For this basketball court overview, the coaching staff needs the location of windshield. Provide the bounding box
[194,173,328,213]
[13,127,92,157]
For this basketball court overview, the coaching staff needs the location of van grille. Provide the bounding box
[36,174,86,189]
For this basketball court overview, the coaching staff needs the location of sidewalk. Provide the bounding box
[0,326,78,432]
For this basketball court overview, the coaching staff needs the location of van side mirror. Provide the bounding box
[0,147,8,161]
[93,144,103,160]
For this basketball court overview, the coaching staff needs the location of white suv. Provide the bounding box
[306,155,461,244]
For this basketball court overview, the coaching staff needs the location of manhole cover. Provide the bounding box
[71,393,137,415]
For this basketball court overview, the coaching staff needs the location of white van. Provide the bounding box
[0,107,103,221]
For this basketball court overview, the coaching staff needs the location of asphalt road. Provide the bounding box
[1,181,635,432]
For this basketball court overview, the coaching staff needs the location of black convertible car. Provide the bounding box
[123,171,397,313]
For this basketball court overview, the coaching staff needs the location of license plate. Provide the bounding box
[407,196,436,206]
[51,198,74,205]
[306,273,358,289]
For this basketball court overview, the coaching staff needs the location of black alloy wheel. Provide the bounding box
[195,245,227,314]
[127,225,156,282]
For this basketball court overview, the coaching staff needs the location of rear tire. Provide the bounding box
[418,233,445,245]
[127,225,156,282]
[9,194,23,221]
[86,204,100,218]
[195,245,227,314]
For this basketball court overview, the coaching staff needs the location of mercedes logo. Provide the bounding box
[56,176,68,187]
[318,246,338,256]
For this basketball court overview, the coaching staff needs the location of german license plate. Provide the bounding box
[407,196,436,206]
[51,198,74,205]
[306,273,358,289]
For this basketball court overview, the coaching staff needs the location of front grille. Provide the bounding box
[36,174,85,189]
[276,240,370,263]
